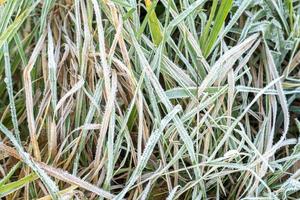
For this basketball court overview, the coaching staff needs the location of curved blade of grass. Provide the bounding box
[166,0,205,34]
[3,42,21,143]
[0,173,38,198]
[197,34,259,95]
[47,22,57,109]
[0,162,21,187]
[23,31,47,161]
[54,78,85,114]
[145,0,162,46]
[263,41,290,157]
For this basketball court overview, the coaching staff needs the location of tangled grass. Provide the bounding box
[0,0,300,199]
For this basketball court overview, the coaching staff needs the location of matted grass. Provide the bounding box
[0,0,300,199]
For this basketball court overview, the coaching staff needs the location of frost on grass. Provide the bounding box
[0,0,299,199]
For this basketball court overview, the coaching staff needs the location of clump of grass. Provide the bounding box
[0,0,300,199]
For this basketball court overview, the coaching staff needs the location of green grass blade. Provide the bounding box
[145,0,162,46]
[202,0,233,57]
[0,0,40,50]
[0,123,60,199]
[0,173,38,198]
